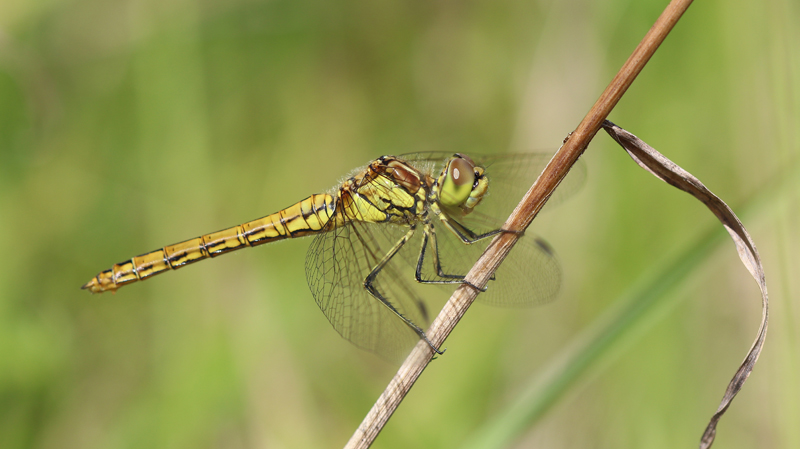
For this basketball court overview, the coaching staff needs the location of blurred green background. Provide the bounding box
[1,0,798,448]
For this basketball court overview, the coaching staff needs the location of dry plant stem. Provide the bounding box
[344,0,694,448]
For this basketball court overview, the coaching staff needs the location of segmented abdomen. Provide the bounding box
[82,194,336,293]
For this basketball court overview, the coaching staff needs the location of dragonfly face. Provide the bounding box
[433,153,489,216]
[84,152,576,361]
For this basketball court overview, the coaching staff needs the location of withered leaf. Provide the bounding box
[602,120,769,449]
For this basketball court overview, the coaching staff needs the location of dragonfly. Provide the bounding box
[83,152,578,360]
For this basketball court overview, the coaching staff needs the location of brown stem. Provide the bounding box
[344,1,695,447]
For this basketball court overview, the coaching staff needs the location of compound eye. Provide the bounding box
[440,157,475,207]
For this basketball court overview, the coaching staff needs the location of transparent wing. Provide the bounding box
[400,151,585,234]
[401,152,575,306]
[305,213,430,362]
[306,152,578,360]
[416,220,562,307]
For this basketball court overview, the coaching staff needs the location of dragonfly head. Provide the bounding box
[436,154,488,214]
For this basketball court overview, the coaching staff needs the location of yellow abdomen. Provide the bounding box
[82,194,336,293]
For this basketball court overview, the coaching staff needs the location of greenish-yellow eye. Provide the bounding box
[440,157,475,207]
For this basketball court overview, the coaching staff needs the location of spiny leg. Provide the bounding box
[434,215,526,290]
[363,224,445,355]
[414,222,489,293]
[437,214,502,244]
[415,224,465,283]
[428,223,464,280]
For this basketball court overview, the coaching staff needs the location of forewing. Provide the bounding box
[417,221,562,307]
[398,152,574,307]
[478,235,562,306]
[400,151,585,234]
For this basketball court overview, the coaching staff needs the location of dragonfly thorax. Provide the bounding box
[337,156,429,225]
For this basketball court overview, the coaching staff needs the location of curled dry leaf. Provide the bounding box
[602,120,769,449]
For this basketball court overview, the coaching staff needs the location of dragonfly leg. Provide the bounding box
[363,225,445,355]
[461,280,488,293]
[432,217,534,288]
[414,224,489,293]
[436,214,504,244]
[414,226,463,283]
